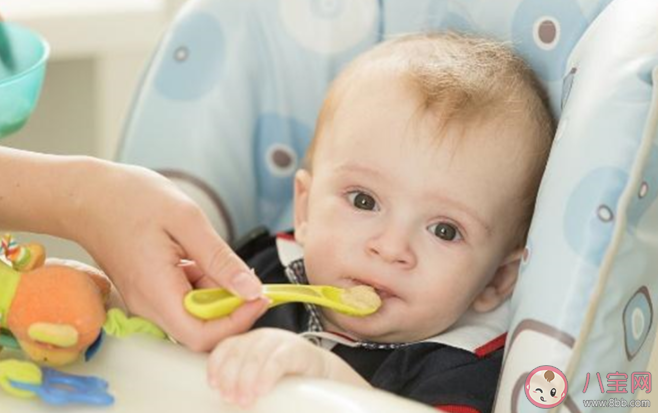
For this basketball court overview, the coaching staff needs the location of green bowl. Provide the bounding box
[0,22,49,138]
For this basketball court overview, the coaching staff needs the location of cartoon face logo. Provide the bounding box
[525,365,568,408]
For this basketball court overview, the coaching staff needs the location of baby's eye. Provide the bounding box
[550,388,556,397]
[535,388,543,393]
[347,191,378,211]
[428,222,462,241]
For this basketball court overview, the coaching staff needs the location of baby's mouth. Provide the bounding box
[348,278,396,300]
[540,396,546,403]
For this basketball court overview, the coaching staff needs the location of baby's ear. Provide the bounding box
[471,248,523,313]
[293,169,312,246]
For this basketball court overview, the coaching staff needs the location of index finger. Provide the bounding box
[151,266,269,351]
[168,205,263,300]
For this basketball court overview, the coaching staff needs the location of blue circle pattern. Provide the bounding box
[512,0,587,82]
[155,13,225,100]
[255,114,313,227]
[311,0,344,19]
[564,167,628,266]
[424,2,474,35]
[623,289,652,358]
[439,13,474,34]
[628,144,658,231]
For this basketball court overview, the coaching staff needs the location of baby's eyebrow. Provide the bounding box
[425,191,492,236]
[335,163,383,179]
[449,202,491,236]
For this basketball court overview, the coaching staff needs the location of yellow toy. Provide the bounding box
[0,235,109,366]
[0,235,165,406]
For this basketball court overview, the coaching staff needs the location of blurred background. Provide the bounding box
[1,0,186,263]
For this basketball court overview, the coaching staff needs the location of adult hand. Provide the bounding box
[73,159,268,351]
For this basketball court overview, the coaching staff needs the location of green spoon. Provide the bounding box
[185,284,381,320]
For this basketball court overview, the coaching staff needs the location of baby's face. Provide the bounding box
[294,72,531,343]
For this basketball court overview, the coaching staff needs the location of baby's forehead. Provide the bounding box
[316,101,531,173]
[313,70,539,181]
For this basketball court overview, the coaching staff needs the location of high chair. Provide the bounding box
[118,0,658,412]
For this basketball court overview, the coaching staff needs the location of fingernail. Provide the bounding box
[230,271,262,300]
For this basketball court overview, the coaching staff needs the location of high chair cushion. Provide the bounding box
[119,0,658,411]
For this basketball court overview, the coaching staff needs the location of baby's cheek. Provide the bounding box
[412,301,457,337]
[303,254,334,284]
[306,238,353,280]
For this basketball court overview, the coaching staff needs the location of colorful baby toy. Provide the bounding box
[0,234,166,406]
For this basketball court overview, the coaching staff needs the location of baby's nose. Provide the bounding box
[365,227,416,268]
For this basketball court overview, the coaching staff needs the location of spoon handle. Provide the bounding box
[184,284,376,320]
[185,285,341,320]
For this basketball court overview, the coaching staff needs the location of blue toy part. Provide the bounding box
[119,1,658,412]
[9,367,114,406]
[84,330,104,362]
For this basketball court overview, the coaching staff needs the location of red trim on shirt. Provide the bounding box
[275,232,295,241]
[474,333,506,358]
[326,331,357,342]
[435,405,480,413]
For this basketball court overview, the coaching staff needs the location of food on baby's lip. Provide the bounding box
[341,285,382,312]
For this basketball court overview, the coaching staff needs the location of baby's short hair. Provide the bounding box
[307,32,556,247]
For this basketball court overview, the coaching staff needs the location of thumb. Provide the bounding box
[169,207,262,300]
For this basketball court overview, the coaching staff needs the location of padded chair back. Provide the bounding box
[120,1,658,411]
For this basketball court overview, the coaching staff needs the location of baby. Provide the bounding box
[207,32,555,412]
